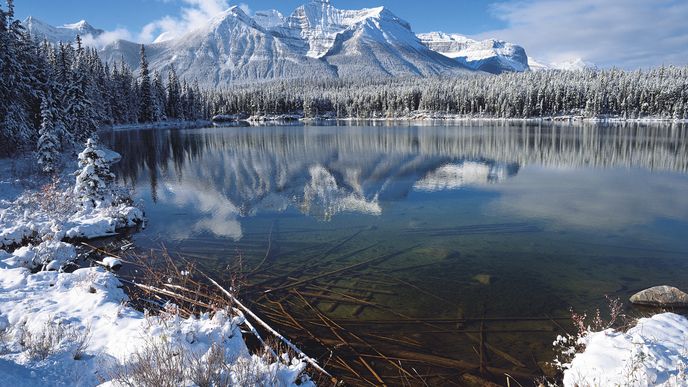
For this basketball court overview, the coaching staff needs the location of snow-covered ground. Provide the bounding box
[0,247,311,386]
[563,313,688,386]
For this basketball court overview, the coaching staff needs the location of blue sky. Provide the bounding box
[13,0,688,69]
[16,0,505,36]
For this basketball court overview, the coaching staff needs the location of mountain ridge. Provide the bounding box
[24,0,542,85]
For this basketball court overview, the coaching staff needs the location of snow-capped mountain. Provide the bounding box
[24,16,103,43]
[418,32,529,74]
[527,57,597,72]
[26,0,547,85]
[96,0,470,84]
[102,6,337,85]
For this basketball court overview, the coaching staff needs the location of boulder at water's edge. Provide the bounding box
[630,286,688,307]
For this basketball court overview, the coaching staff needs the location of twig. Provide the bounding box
[198,270,333,379]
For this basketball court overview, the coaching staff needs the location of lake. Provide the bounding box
[104,121,688,384]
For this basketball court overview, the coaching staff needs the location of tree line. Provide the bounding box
[0,0,206,164]
[213,67,688,121]
[2,0,688,165]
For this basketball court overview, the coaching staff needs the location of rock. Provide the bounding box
[472,274,492,286]
[462,374,501,387]
[630,286,688,307]
[100,256,123,271]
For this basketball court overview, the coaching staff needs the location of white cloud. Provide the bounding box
[88,0,251,46]
[239,3,251,16]
[479,0,688,69]
[139,0,252,43]
[81,28,133,48]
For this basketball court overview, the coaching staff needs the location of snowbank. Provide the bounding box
[564,313,688,386]
[0,179,143,249]
[0,245,313,386]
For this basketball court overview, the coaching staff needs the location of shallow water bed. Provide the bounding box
[105,122,688,383]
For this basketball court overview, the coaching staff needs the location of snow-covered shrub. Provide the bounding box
[74,137,116,209]
[69,323,92,360]
[109,337,187,387]
[187,343,230,387]
[551,296,625,377]
[34,179,75,218]
[24,317,66,361]
[0,314,9,353]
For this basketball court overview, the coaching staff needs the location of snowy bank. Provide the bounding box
[563,313,688,386]
[0,247,312,386]
[0,142,144,250]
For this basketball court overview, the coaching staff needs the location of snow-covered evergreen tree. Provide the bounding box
[166,68,182,120]
[37,93,60,173]
[138,44,154,122]
[152,71,166,121]
[64,35,98,144]
[74,137,115,209]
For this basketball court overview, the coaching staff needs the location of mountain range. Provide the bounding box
[23,0,588,85]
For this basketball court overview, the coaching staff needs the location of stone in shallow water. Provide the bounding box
[630,286,688,307]
[472,274,492,286]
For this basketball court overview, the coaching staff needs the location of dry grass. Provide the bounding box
[90,245,317,385]
[106,336,286,387]
[108,337,186,387]
[187,343,231,387]
[23,318,65,360]
[17,317,93,361]
[70,323,92,360]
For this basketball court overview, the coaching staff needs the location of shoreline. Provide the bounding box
[95,116,688,133]
[212,113,688,126]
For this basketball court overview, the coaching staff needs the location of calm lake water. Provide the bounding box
[104,122,688,383]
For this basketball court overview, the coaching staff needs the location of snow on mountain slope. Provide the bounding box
[275,0,406,59]
[269,0,469,78]
[551,58,597,71]
[23,16,103,43]
[100,6,337,85]
[418,32,529,74]
[32,1,473,84]
[527,57,550,72]
[527,56,597,72]
[414,162,518,192]
[253,9,285,30]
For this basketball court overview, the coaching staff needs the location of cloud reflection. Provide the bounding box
[488,167,688,230]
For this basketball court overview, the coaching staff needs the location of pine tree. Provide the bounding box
[74,137,115,209]
[37,93,60,173]
[166,68,181,119]
[152,71,166,121]
[64,35,98,144]
[138,45,154,122]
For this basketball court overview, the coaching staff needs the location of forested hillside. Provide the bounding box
[0,1,205,158]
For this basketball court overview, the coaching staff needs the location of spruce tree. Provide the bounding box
[37,93,60,173]
[74,137,115,209]
[64,35,97,144]
[138,45,154,122]
[166,68,181,119]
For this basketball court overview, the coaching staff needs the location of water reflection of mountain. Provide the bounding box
[104,123,687,231]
